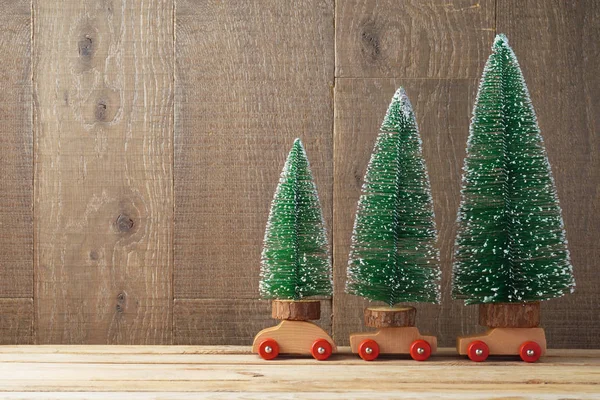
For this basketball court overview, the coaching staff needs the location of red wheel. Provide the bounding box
[258,338,279,360]
[311,338,333,361]
[519,341,542,363]
[409,339,432,361]
[467,340,489,362]
[358,339,380,361]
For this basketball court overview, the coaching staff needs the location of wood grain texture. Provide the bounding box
[0,346,597,398]
[0,299,33,344]
[479,302,541,328]
[335,0,495,78]
[333,78,479,346]
[174,299,332,345]
[496,0,600,348]
[0,0,32,298]
[174,0,334,301]
[4,394,595,400]
[364,306,416,328]
[272,300,321,321]
[33,0,173,343]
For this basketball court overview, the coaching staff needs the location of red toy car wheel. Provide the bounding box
[258,338,279,360]
[519,341,542,363]
[311,338,333,361]
[409,339,432,361]
[358,339,380,361]
[467,340,489,362]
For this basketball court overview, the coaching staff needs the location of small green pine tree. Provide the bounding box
[452,34,575,305]
[346,88,440,306]
[259,138,332,300]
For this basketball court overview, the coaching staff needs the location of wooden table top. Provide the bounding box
[0,346,597,399]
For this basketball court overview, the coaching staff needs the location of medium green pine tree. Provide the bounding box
[346,88,440,306]
[259,138,332,300]
[452,34,575,305]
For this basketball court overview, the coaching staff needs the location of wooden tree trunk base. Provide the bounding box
[364,306,416,328]
[479,302,541,328]
[272,300,321,321]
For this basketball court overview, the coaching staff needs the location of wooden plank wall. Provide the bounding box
[0,0,33,343]
[173,0,334,344]
[34,0,173,343]
[0,0,596,346]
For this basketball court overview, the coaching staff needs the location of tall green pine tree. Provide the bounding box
[452,34,575,305]
[260,138,332,300]
[346,88,440,306]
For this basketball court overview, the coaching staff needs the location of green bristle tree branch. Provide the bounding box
[452,34,575,305]
[346,88,441,306]
[259,138,332,300]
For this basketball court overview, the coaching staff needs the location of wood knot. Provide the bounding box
[78,35,94,58]
[85,90,119,124]
[360,22,381,61]
[354,169,363,187]
[116,291,126,313]
[89,250,99,260]
[95,100,108,121]
[117,292,126,302]
[116,214,134,233]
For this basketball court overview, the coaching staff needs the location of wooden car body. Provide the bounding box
[350,326,437,355]
[252,320,336,356]
[457,327,547,356]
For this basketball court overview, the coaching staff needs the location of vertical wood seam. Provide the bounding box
[171,0,177,345]
[30,0,36,344]
[331,0,336,338]
[332,0,338,341]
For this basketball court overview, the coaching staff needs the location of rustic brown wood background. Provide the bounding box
[0,0,597,347]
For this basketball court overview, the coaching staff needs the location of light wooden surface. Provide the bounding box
[0,346,596,399]
[0,0,596,347]
[34,0,173,343]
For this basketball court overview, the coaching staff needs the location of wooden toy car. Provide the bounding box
[350,326,437,361]
[252,319,337,361]
[457,327,547,362]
